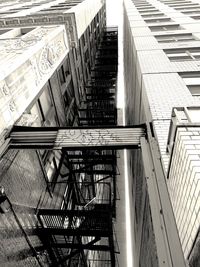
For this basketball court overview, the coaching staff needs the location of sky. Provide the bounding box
[106,0,122,26]
[106,2,134,267]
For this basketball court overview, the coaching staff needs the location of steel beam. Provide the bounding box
[0,125,146,157]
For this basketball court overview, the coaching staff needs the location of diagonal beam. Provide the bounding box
[57,237,101,265]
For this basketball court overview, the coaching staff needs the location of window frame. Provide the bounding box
[179,72,200,96]
[164,48,200,61]
[155,33,196,43]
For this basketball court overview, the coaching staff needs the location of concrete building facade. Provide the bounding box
[0,1,120,266]
[0,0,106,133]
[123,0,200,266]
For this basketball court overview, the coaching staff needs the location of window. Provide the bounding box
[63,80,75,108]
[164,48,200,61]
[39,86,53,119]
[30,85,54,125]
[182,9,200,14]
[0,28,34,38]
[16,28,35,37]
[84,49,89,62]
[30,104,42,126]
[136,4,153,8]
[191,15,200,20]
[168,2,193,7]
[179,72,200,96]
[155,33,197,43]
[145,18,172,23]
[137,5,153,9]
[0,29,11,35]
[10,7,29,11]
[141,13,165,18]
[58,65,66,85]
[187,107,200,122]
[149,24,182,32]
[138,9,159,13]
[45,151,61,182]
[82,33,85,46]
[175,5,199,11]
[39,150,62,183]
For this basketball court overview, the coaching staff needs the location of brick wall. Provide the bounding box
[124,0,200,264]
[168,126,200,259]
[124,2,161,265]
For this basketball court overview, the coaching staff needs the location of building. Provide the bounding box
[0,0,120,266]
[123,0,200,266]
[1,0,199,266]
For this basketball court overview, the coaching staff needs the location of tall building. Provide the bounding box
[1,0,199,267]
[124,0,200,266]
[0,0,120,266]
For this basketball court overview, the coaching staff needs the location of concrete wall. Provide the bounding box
[0,25,69,134]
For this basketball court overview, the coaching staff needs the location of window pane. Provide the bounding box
[39,87,52,117]
[30,104,42,126]
[188,85,200,95]
[188,109,200,122]
[58,66,65,85]
[156,33,196,43]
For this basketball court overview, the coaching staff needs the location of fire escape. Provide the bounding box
[36,28,119,266]
[0,27,187,267]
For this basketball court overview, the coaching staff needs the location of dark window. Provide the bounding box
[179,72,200,96]
[58,65,66,85]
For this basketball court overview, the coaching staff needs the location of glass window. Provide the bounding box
[187,108,200,122]
[141,13,165,18]
[179,72,200,96]
[82,34,85,46]
[58,65,66,85]
[191,15,200,20]
[155,33,197,43]
[175,5,199,11]
[182,9,200,14]
[149,24,182,31]
[165,48,200,61]
[30,104,42,126]
[168,2,193,7]
[138,9,159,13]
[18,28,35,37]
[39,86,53,118]
[45,151,61,182]
[63,80,75,108]
[145,18,172,23]
[0,29,12,35]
